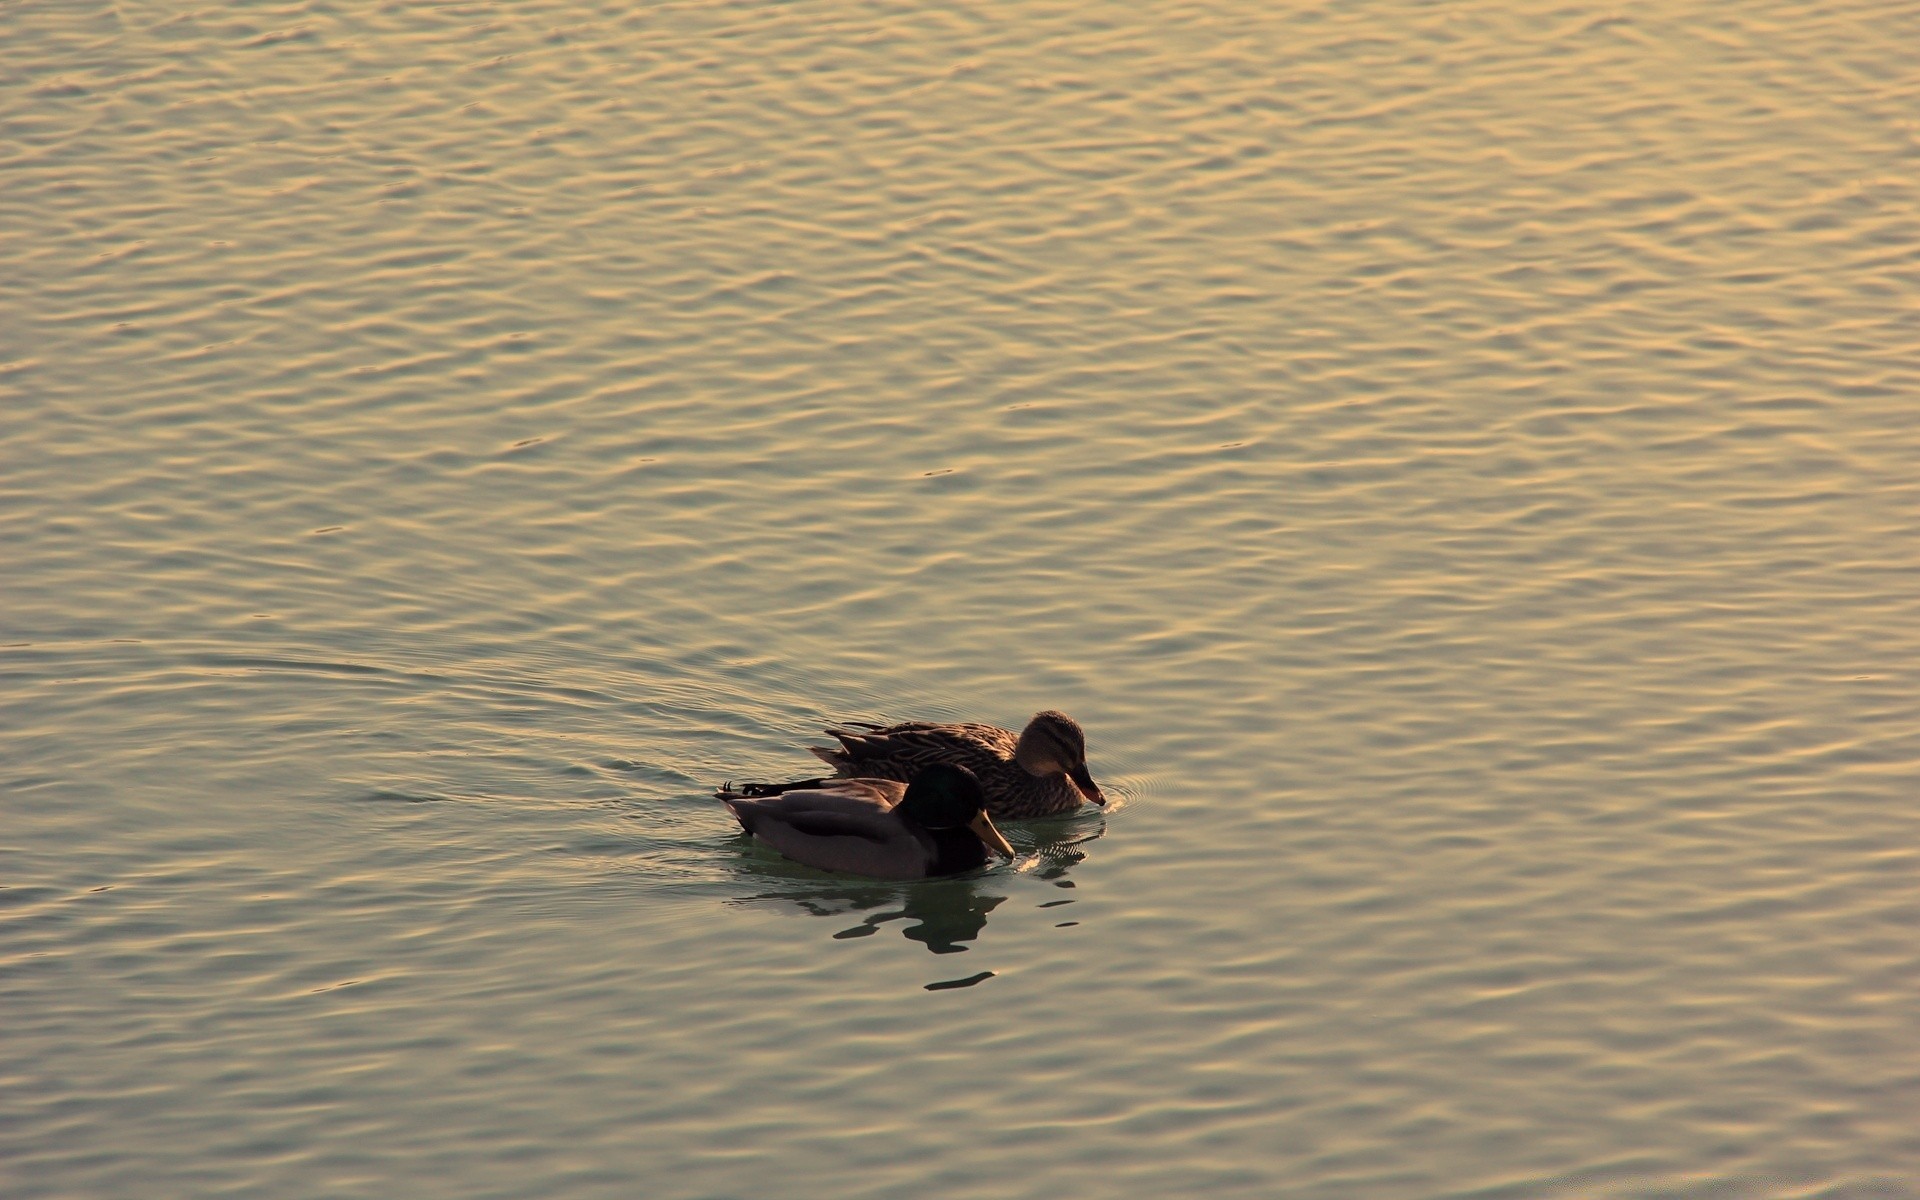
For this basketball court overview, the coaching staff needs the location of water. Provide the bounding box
[5,1,1919,1196]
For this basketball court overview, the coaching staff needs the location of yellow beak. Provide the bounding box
[969,811,1015,859]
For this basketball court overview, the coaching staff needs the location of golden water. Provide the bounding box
[5,1,1918,1196]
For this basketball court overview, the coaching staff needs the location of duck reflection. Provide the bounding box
[725,818,1103,954]
[831,880,1006,954]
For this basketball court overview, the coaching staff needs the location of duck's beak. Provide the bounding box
[970,811,1016,859]
[1069,764,1106,806]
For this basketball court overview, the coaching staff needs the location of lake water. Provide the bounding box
[5,1,1919,1196]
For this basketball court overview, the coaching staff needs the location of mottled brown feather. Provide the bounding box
[807,712,1097,819]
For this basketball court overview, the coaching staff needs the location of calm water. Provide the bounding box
[5,1,1919,1196]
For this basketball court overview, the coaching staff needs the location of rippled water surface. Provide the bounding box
[6,1,1920,1196]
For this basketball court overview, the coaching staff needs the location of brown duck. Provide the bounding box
[739,710,1105,820]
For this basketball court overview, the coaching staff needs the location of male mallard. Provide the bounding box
[718,763,1015,880]
[797,710,1105,820]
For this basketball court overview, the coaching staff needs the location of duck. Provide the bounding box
[795,709,1106,820]
[717,762,1015,880]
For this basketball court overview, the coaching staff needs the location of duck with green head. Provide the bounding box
[718,762,1015,880]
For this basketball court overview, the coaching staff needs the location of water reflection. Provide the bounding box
[724,819,1104,955]
[837,882,1006,954]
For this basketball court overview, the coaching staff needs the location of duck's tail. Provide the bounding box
[717,794,759,836]
[714,776,830,800]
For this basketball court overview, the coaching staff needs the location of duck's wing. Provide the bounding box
[717,775,900,803]
[735,777,905,815]
[812,721,1017,776]
[722,786,931,880]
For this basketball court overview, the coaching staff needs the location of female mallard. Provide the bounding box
[718,763,1015,880]
[801,710,1105,820]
